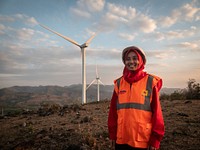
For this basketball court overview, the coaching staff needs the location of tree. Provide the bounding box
[186,79,200,99]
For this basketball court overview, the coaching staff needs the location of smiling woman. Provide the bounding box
[108,46,165,150]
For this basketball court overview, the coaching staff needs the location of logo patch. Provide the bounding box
[142,90,148,96]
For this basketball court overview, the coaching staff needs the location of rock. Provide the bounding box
[177,112,189,117]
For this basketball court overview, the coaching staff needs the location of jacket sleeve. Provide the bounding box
[149,85,165,148]
[108,90,118,140]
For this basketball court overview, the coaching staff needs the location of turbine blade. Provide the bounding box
[40,24,80,47]
[85,33,96,45]
[86,79,96,90]
[99,80,104,86]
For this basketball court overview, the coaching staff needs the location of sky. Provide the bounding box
[0,0,200,89]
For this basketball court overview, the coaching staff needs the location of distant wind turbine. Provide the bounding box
[87,65,104,102]
[40,24,96,104]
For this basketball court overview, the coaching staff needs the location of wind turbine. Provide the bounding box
[87,65,104,102]
[40,24,96,104]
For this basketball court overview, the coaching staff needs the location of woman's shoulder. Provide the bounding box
[147,73,161,80]
[114,76,123,85]
[147,74,162,91]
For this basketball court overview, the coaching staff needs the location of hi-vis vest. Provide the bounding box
[114,74,160,148]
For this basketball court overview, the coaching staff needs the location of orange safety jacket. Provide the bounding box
[114,74,161,148]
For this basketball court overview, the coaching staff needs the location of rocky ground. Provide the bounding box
[0,100,199,150]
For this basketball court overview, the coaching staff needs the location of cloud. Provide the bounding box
[158,16,177,28]
[118,33,136,41]
[171,41,200,52]
[0,15,15,22]
[70,0,105,18]
[0,24,6,34]
[70,8,91,18]
[107,3,130,17]
[0,20,83,77]
[77,0,105,12]
[16,28,35,41]
[178,42,198,49]
[146,49,176,60]
[165,28,196,39]
[128,14,156,33]
[145,31,165,41]
[0,14,38,27]
[14,14,38,26]
[109,3,157,33]
[159,1,200,27]
[179,3,200,21]
[25,17,38,26]
[146,26,198,41]
[87,47,121,62]
[70,2,157,33]
[93,13,124,32]
[0,44,82,75]
[95,3,156,33]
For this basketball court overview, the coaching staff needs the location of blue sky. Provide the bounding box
[0,0,200,89]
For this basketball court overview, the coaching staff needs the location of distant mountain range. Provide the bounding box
[0,85,181,108]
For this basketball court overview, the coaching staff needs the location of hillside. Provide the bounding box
[0,85,180,113]
[0,100,199,150]
[0,85,113,109]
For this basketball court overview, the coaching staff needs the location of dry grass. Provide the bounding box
[0,100,199,150]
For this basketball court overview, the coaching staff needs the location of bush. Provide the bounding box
[170,90,186,100]
[186,79,200,99]
[160,79,200,100]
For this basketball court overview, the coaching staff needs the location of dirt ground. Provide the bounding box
[0,100,199,150]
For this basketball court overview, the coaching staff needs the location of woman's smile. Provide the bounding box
[125,51,139,71]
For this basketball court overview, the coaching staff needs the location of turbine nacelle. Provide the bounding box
[80,43,89,48]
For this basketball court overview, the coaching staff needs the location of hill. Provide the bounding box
[0,85,180,110]
[0,85,113,110]
[160,87,182,95]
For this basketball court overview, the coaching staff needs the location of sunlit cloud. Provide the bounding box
[178,42,198,49]
[130,14,156,33]
[77,0,105,12]
[158,1,200,27]
[70,8,91,18]
[90,2,157,33]
[146,49,176,60]
[107,3,130,17]
[70,0,105,18]
[165,28,196,39]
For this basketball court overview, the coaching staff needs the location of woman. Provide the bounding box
[108,46,165,150]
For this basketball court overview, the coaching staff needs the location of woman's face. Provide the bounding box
[125,51,139,71]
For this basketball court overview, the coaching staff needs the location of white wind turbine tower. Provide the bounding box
[40,24,96,104]
[87,65,104,102]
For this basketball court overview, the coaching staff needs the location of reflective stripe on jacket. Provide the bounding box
[114,74,161,148]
